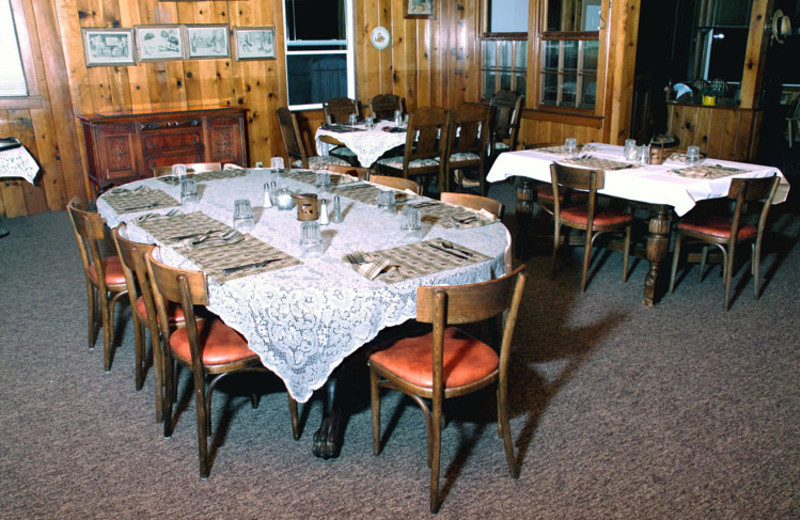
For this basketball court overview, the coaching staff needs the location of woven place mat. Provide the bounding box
[136,211,227,243]
[156,169,249,184]
[558,155,633,171]
[281,169,317,185]
[331,183,384,204]
[670,163,748,179]
[320,124,367,133]
[103,186,179,214]
[350,238,489,283]
[531,144,594,155]
[410,201,498,229]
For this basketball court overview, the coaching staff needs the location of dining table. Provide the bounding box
[1,138,40,237]
[315,120,408,167]
[486,143,791,306]
[96,166,510,457]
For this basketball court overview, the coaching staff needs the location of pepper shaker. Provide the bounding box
[331,195,343,223]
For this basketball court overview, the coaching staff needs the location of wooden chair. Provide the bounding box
[147,250,300,479]
[66,198,128,372]
[112,226,190,423]
[325,164,371,181]
[374,106,452,196]
[488,90,522,164]
[524,143,588,216]
[440,192,504,218]
[369,266,528,513]
[369,94,404,120]
[153,162,222,177]
[550,163,633,292]
[276,107,350,170]
[786,95,800,149]
[323,97,360,124]
[669,174,780,310]
[369,174,422,195]
[444,103,490,194]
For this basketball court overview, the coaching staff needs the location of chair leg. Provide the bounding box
[100,291,112,372]
[580,231,593,292]
[288,395,300,440]
[699,246,709,282]
[497,383,518,479]
[669,232,683,293]
[151,327,164,423]
[86,283,97,349]
[723,242,736,311]
[622,225,631,282]
[752,241,762,299]
[551,223,561,279]
[193,370,210,479]
[133,321,145,390]
[370,367,382,455]
[430,400,442,514]
[163,357,175,438]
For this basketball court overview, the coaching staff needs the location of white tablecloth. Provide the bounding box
[97,170,509,402]
[316,121,408,167]
[0,143,39,184]
[486,143,790,216]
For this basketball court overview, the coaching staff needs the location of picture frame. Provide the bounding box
[233,27,277,61]
[184,25,230,60]
[81,28,136,67]
[135,25,184,62]
[405,0,434,19]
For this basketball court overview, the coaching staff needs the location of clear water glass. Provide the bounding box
[401,206,421,231]
[377,190,396,209]
[270,157,285,171]
[687,146,701,164]
[365,116,375,128]
[394,110,403,126]
[233,199,254,232]
[315,172,331,189]
[171,163,187,186]
[348,113,358,125]
[180,177,199,208]
[300,220,322,246]
[636,145,650,165]
[565,138,578,157]
[624,139,637,161]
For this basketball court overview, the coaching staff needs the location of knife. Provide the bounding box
[427,243,469,260]
[221,258,281,275]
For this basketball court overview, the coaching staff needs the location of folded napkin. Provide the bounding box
[223,163,245,170]
[353,259,399,280]
[382,126,407,133]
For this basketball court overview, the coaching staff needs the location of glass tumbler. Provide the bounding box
[233,199,254,232]
[300,220,322,246]
[348,113,358,125]
[687,146,701,164]
[565,138,578,157]
[270,157,285,171]
[401,206,421,231]
[377,190,396,210]
[172,163,187,186]
[624,139,637,161]
[180,177,199,208]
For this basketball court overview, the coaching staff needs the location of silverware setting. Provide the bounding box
[427,242,469,260]
[221,258,281,276]
[439,240,473,257]
[189,230,242,248]
[449,215,478,228]
[408,201,440,208]
[136,209,179,222]
[168,228,227,241]
[112,185,144,194]
[122,201,160,212]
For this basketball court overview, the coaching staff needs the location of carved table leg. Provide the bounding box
[312,365,347,459]
[515,179,534,259]
[643,205,673,306]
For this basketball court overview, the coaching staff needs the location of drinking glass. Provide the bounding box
[315,172,332,189]
[365,116,375,128]
[401,206,421,231]
[270,157,285,171]
[377,190,396,210]
[687,145,701,164]
[172,163,187,186]
[180,177,199,209]
[565,138,578,157]
[233,199,254,232]
[624,139,637,161]
[394,110,403,126]
[636,145,650,165]
[348,113,358,125]
[300,220,322,246]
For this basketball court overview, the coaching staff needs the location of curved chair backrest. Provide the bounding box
[489,90,522,151]
[370,94,404,120]
[112,226,157,328]
[440,192,504,218]
[727,175,780,238]
[323,97,360,124]
[370,174,422,194]
[326,164,371,181]
[276,107,309,168]
[67,198,108,285]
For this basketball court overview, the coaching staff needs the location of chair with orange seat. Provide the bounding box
[368,266,527,513]
[550,163,633,292]
[66,198,128,372]
[147,250,299,478]
[669,174,780,310]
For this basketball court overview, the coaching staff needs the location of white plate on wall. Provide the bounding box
[370,26,391,50]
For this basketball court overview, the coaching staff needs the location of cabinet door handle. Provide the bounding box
[141,122,163,131]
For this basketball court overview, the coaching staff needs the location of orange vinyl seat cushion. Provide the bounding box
[169,319,258,367]
[537,185,589,202]
[135,296,187,324]
[561,206,634,227]
[369,327,499,389]
[677,216,757,240]
[88,256,127,286]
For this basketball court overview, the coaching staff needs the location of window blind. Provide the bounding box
[0,0,28,97]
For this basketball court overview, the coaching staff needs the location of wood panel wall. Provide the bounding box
[666,103,762,162]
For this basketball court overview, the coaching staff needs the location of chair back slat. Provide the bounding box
[276,107,308,167]
[450,103,489,155]
[67,198,109,281]
[550,163,605,191]
[405,106,450,161]
[728,176,779,203]
[113,226,157,321]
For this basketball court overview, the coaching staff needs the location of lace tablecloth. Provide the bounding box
[0,141,39,184]
[97,169,509,402]
[487,143,790,216]
[315,120,407,167]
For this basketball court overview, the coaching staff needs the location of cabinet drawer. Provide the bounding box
[144,152,206,174]
[141,129,203,153]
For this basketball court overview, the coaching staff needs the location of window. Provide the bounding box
[480,0,528,100]
[283,0,355,109]
[0,0,27,97]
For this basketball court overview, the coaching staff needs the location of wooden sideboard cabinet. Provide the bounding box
[79,107,248,194]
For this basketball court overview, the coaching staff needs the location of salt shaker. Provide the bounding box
[319,199,330,225]
[331,195,343,223]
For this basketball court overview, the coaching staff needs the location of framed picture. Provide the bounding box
[135,25,184,62]
[406,0,434,19]
[81,28,136,67]
[185,25,230,59]
[233,27,276,60]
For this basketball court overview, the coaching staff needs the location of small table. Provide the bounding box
[315,121,407,167]
[0,138,40,237]
[487,143,791,305]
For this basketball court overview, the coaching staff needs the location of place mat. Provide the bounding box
[156,169,249,184]
[320,124,366,133]
[382,126,407,134]
[176,234,301,283]
[670,163,748,179]
[409,200,498,229]
[531,144,591,155]
[136,211,227,244]
[347,238,489,283]
[666,152,706,164]
[281,169,317,185]
[331,183,384,204]
[558,155,633,171]
[103,186,179,214]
